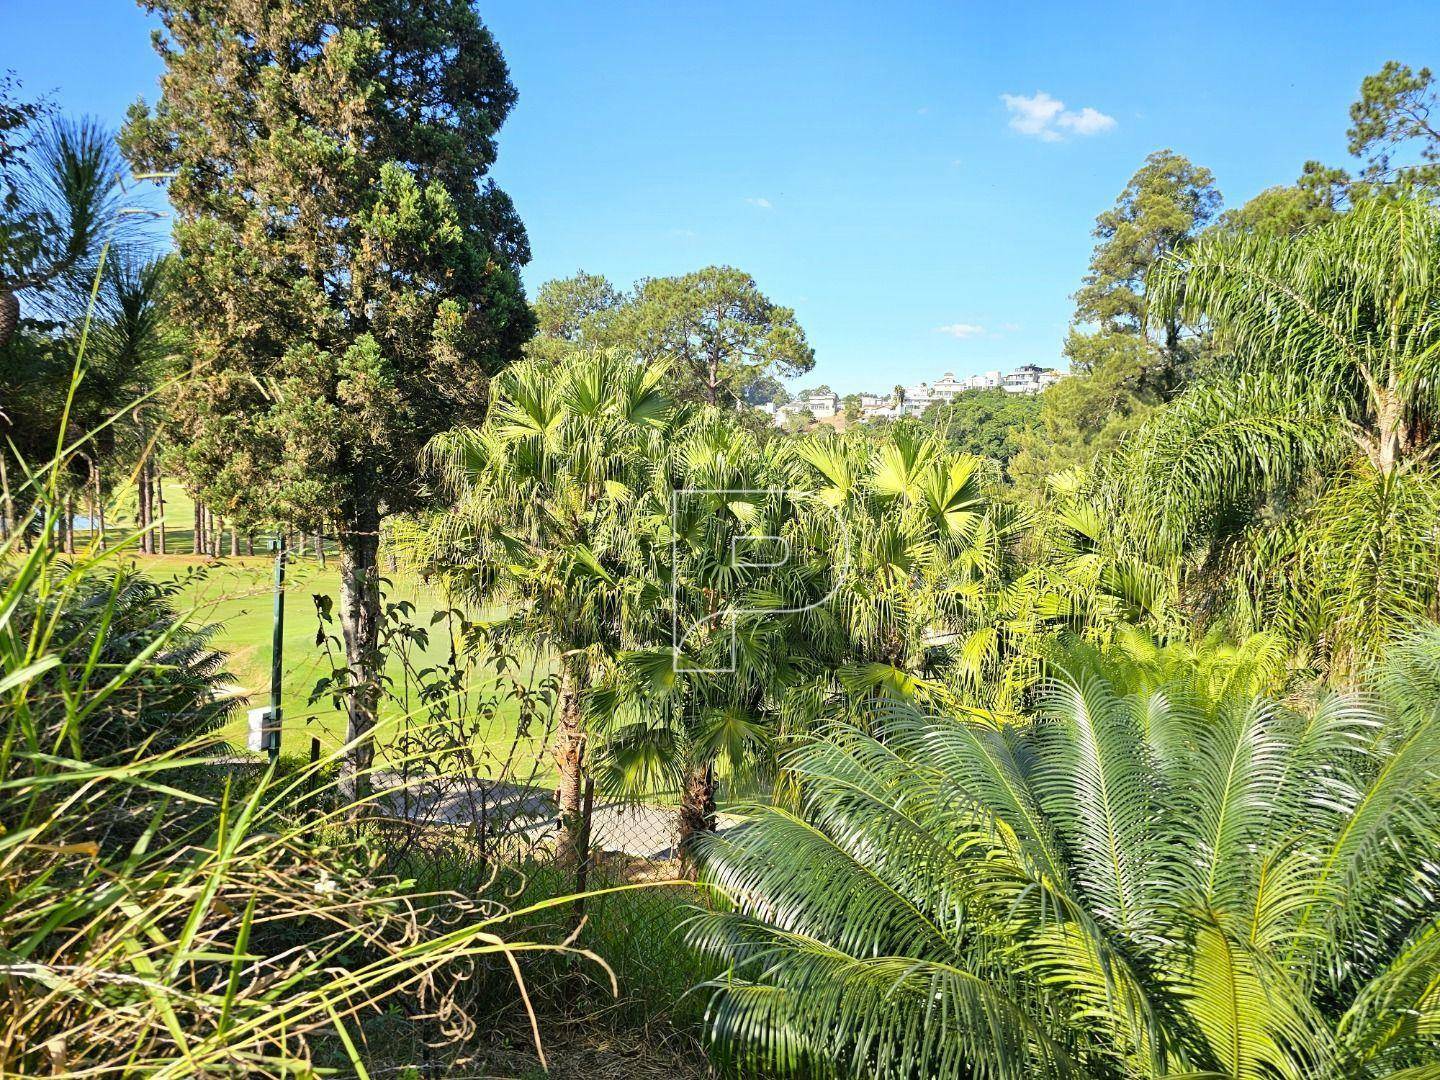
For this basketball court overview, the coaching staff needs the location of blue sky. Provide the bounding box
[5,1,1437,394]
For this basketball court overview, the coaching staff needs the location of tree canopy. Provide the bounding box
[613,266,814,406]
[122,0,534,791]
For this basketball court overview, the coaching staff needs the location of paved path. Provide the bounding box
[379,774,743,860]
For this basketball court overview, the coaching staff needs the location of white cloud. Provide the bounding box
[935,323,986,339]
[745,196,773,209]
[1058,106,1117,136]
[1001,91,1066,140]
[1001,92,1115,142]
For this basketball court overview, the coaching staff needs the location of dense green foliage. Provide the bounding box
[8,25,1440,1077]
[23,567,234,758]
[526,266,815,406]
[122,0,535,791]
[1108,199,1440,671]
[903,389,1041,472]
[692,632,1440,1078]
[0,510,592,1073]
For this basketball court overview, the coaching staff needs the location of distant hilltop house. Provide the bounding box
[761,388,840,426]
[759,366,1063,429]
[853,366,1065,422]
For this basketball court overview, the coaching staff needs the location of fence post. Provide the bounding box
[308,736,322,821]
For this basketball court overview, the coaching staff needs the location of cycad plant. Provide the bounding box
[1115,197,1440,670]
[19,566,234,759]
[690,630,1440,1079]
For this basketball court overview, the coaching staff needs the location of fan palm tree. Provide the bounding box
[779,428,1069,722]
[786,431,991,668]
[951,466,1188,711]
[0,116,126,347]
[690,629,1440,1079]
[1114,198,1440,671]
[592,414,809,855]
[405,349,673,865]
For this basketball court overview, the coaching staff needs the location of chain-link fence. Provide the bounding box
[374,766,735,1011]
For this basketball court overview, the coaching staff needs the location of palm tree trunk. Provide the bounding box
[0,290,18,349]
[1374,385,1408,475]
[677,761,717,868]
[337,508,383,805]
[0,453,12,542]
[553,657,588,870]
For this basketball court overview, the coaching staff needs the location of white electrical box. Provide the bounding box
[246,706,282,754]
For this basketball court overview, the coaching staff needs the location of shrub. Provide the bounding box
[690,634,1440,1079]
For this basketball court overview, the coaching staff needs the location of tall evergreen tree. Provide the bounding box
[1348,61,1440,195]
[123,1,534,793]
[1073,149,1220,397]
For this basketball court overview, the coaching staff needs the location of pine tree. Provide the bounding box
[123,1,534,793]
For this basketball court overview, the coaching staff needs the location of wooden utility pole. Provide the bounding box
[93,465,106,549]
[155,472,167,555]
[138,460,152,554]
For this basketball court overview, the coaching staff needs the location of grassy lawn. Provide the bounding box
[104,544,555,782]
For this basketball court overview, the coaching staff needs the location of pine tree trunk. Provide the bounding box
[676,761,717,869]
[553,658,588,870]
[315,532,326,567]
[337,510,383,805]
[193,502,202,555]
[63,494,75,555]
[246,534,255,557]
[229,525,238,558]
